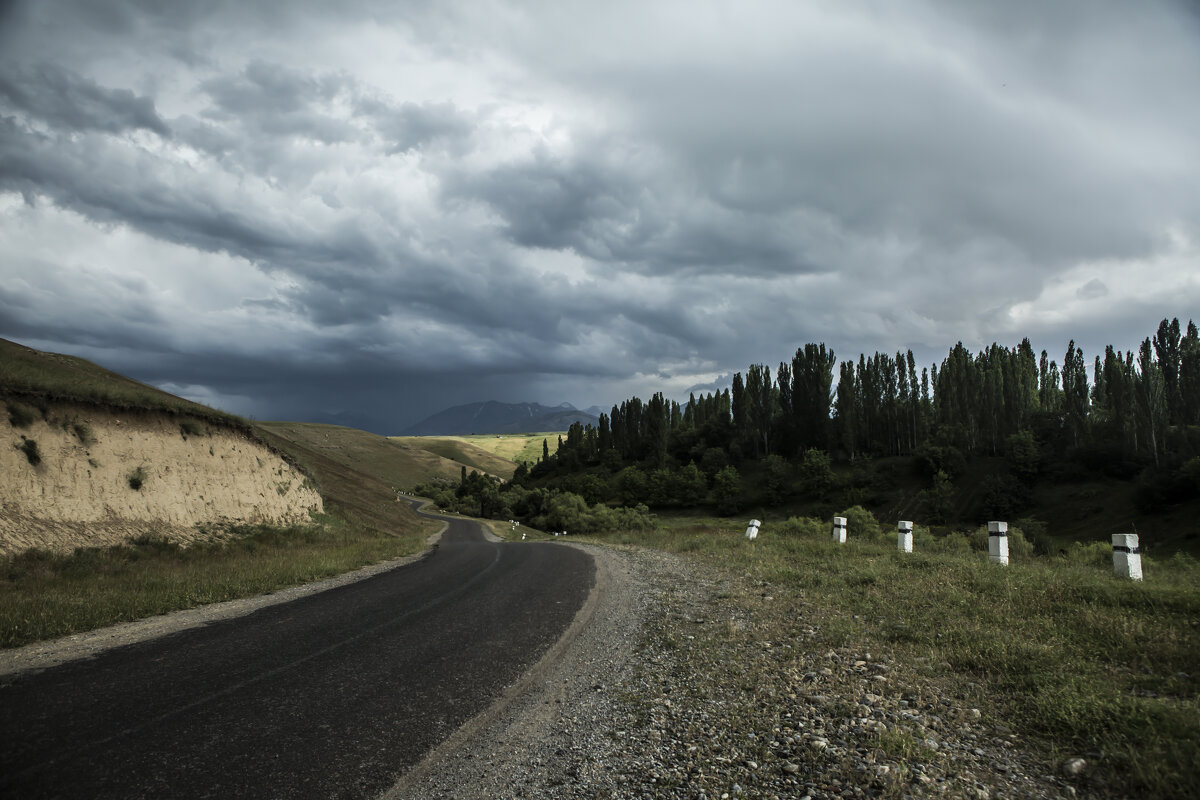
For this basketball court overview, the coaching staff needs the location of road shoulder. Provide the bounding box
[0,520,448,679]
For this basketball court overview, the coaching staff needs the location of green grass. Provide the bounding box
[0,516,428,648]
[392,436,518,478]
[260,422,488,488]
[578,515,1200,799]
[0,337,243,428]
[513,432,561,466]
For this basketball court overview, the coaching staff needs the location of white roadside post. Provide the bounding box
[832,516,847,544]
[987,521,1009,565]
[898,520,913,553]
[1112,533,1143,581]
[745,519,761,540]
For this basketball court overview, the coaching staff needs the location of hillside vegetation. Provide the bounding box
[1,338,323,555]
[0,338,242,428]
[0,341,435,647]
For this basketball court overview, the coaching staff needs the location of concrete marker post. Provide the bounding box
[987,521,1009,565]
[832,516,847,544]
[1112,533,1143,581]
[745,519,761,541]
[898,520,913,553]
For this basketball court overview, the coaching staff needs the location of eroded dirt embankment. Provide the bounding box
[1,403,322,554]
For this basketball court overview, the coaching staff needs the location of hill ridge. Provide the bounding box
[402,400,599,436]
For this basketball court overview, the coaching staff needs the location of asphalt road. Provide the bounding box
[0,506,595,799]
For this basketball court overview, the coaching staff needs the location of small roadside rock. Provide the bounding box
[1061,757,1088,777]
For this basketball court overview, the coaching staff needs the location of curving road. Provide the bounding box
[0,504,594,799]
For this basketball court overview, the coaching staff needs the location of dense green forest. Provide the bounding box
[416,318,1200,545]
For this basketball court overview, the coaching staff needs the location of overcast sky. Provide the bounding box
[2,1,1198,433]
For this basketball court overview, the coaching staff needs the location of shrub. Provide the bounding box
[920,470,955,523]
[969,524,1033,558]
[18,437,41,466]
[1005,430,1041,482]
[180,419,207,439]
[981,472,1030,518]
[128,465,148,491]
[797,448,834,498]
[616,466,648,506]
[922,528,973,553]
[1064,540,1111,567]
[763,454,792,503]
[712,465,743,515]
[6,401,38,429]
[773,516,826,538]
[72,421,96,446]
[837,504,884,541]
[913,443,966,479]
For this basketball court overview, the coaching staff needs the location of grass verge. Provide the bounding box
[579,517,1200,799]
[0,515,427,649]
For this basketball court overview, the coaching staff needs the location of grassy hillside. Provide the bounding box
[400,432,563,467]
[0,338,241,428]
[390,434,524,479]
[0,344,437,647]
[258,422,490,486]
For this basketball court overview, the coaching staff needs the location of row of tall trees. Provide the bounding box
[544,318,1199,474]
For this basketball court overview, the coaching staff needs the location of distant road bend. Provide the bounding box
[0,502,595,799]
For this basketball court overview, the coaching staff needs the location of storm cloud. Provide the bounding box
[2,0,1198,432]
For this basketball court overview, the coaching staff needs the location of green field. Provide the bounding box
[390,431,563,477]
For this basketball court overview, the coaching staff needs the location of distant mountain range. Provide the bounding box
[401,401,602,436]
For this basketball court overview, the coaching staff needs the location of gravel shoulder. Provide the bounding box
[394,543,1092,800]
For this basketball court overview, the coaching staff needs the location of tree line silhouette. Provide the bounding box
[418,318,1200,531]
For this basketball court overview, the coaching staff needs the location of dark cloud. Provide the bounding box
[1,0,1198,431]
[357,98,475,154]
[0,63,170,137]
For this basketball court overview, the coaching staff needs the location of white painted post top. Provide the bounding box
[833,516,847,526]
[748,519,762,528]
[898,520,913,532]
[1112,533,1139,550]
[988,521,1008,535]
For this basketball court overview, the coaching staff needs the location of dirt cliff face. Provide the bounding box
[1,404,323,555]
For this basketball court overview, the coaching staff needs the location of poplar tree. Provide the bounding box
[1136,338,1167,467]
[1153,317,1183,424]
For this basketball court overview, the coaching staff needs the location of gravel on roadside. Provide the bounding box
[390,544,1093,800]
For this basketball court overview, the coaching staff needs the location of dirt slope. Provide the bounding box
[2,403,322,555]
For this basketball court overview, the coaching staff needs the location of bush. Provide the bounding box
[981,472,1030,518]
[1063,540,1112,567]
[180,419,207,439]
[700,447,728,476]
[923,529,973,553]
[920,470,955,524]
[128,465,148,491]
[71,421,96,446]
[837,504,884,542]
[6,401,38,429]
[913,443,966,479]
[797,449,833,499]
[616,466,648,506]
[763,454,792,503]
[1006,430,1041,483]
[18,437,41,466]
[969,524,1033,558]
[712,465,743,515]
[773,516,827,539]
